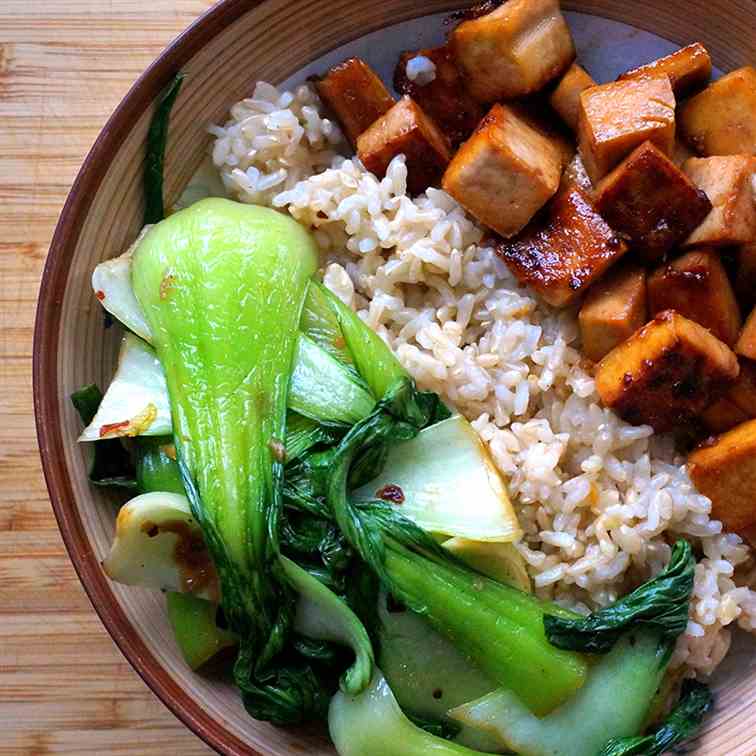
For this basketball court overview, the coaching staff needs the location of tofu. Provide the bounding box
[579,263,647,362]
[736,307,756,361]
[618,42,712,97]
[688,418,756,534]
[562,151,593,195]
[442,103,562,238]
[394,46,484,148]
[736,243,756,308]
[683,155,756,247]
[595,310,739,432]
[496,184,628,307]
[315,58,396,146]
[449,0,575,102]
[594,141,712,263]
[577,75,676,183]
[509,102,576,169]
[647,249,742,346]
[550,63,596,132]
[679,67,756,156]
[357,96,452,196]
[701,397,748,434]
[706,359,756,433]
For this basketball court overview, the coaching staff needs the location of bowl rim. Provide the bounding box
[34,1,262,753]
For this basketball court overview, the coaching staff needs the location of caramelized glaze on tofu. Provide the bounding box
[689,418,756,534]
[495,184,628,307]
[682,155,756,247]
[449,0,575,103]
[357,96,451,196]
[315,58,396,146]
[563,151,593,195]
[648,249,741,346]
[618,42,712,97]
[394,46,484,147]
[442,103,563,238]
[679,67,756,156]
[550,63,596,132]
[579,264,647,362]
[736,243,756,309]
[595,141,712,263]
[736,307,756,361]
[595,310,739,432]
[704,360,756,433]
[577,75,676,183]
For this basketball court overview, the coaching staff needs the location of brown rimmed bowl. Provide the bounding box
[34,0,756,753]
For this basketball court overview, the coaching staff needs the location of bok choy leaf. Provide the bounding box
[544,540,695,654]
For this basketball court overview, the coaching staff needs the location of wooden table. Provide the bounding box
[0,2,216,752]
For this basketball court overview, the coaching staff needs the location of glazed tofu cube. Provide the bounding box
[647,249,741,346]
[550,63,596,132]
[563,151,593,195]
[689,418,756,534]
[736,307,756,361]
[449,0,575,102]
[683,156,756,247]
[595,310,739,432]
[315,58,396,146]
[736,243,756,308]
[442,104,562,238]
[579,264,647,362]
[357,97,451,195]
[394,46,483,147]
[594,141,712,263]
[577,75,676,183]
[707,359,756,434]
[679,67,756,156]
[701,397,748,434]
[496,184,628,307]
[618,42,712,97]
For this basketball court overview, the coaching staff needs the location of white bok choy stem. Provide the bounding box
[354,414,522,543]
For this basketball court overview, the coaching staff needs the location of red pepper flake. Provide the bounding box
[99,420,130,437]
[376,484,405,504]
[95,290,106,301]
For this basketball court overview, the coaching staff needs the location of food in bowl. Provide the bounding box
[71,1,756,753]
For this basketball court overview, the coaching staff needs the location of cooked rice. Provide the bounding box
[210,82,756,678]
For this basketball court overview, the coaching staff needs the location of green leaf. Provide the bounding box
[70,384,137,489]
[598,679,713,756]
[544,540,695,654]
[144,73,184,225]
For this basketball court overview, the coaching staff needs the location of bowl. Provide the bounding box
[34,0,756,753]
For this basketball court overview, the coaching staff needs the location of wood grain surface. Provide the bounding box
[0,2,215,753]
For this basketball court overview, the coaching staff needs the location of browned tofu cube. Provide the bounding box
[579,264,647,362]
[701,397,749,434]
[393,46,484,148]
[647,249,742,346]
[736,243,756,308]
[442,104,562,238]
[550,63,596,132]
[736,307,756,361]
[683,156,756,247]
[357,97,451,196]
[595,310,739,432]
[315,58,396,146]
[689,419,756,533]
[495,184,628,307]
[449,0,575,103]
[563,151,593,195]
[509,102,576,169]
[729,359,756,417]
[595,141,712,263]
[679,67,756,156]
[618,43,712,98]
[577,75,676,183]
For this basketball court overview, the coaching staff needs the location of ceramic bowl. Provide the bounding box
[34,0,756,753]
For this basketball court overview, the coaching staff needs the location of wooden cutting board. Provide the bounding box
[0,2,216,753]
